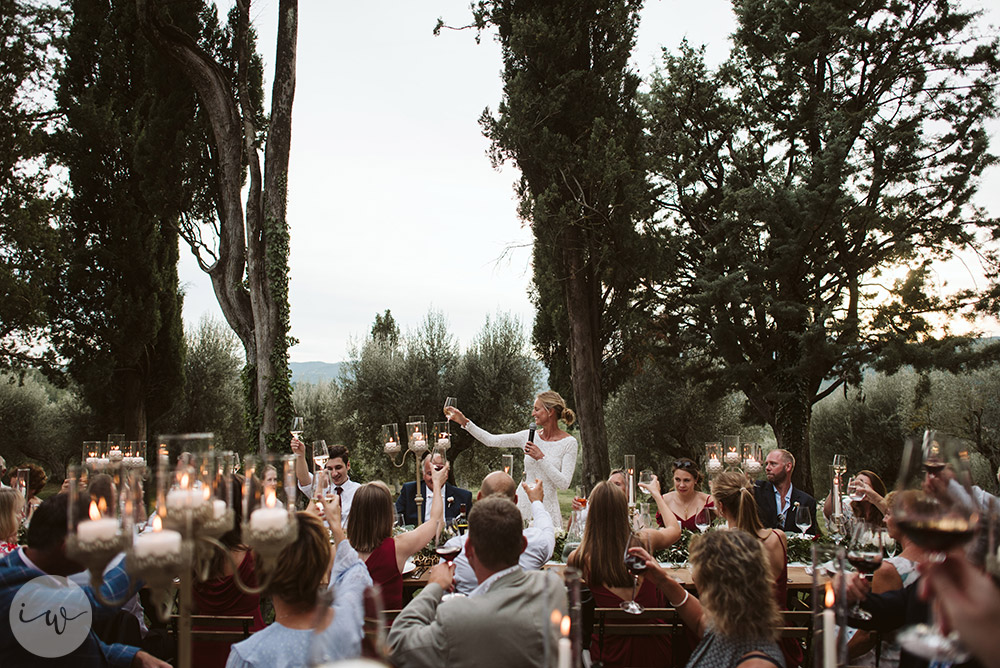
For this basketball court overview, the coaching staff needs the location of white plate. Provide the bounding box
[402,558,416,575]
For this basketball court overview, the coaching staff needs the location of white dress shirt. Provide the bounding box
[444,499,556,595]
[298,475,361,527]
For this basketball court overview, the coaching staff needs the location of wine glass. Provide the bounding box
[893,430,977,663]
[795,503,812,535]
[694,507,712,533]
[848,476,866,502]
[443,397,458,420]
[846,522,884,621]
[621,533,650,614]
[290,416,304,439]
[638,470,656,495]
[313,440,329,470]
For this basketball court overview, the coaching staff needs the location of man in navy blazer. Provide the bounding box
[396,452,473,526]
[753,448,820,535]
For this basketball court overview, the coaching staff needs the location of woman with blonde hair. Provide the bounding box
[347,466,447,610]
[446,390,577,526]
[567,480,681,667]
[0,487,23,556]
[711,472,801,667]
[633,529,785,668]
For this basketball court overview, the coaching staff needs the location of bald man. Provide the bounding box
[442,471,555,594]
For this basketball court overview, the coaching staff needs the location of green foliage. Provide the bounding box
[47,0,220,438]
[643,0,1000,490]
[160,317,246,452]
[0,369,93,479]
[0,0,64,370]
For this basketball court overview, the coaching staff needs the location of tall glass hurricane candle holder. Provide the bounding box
[243,454,297,565]
[406,421,429,456]
[623,455,636,508]
[722,435,741,467]
[705,442,723,476]
[501,454,514,477]
[433,421,451,457]
[124,440,147,470]
[382,423,401,455]
[66,462,129,591]
[83,440,108,472]
[812,544,848,668]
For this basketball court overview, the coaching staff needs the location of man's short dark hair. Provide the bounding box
[468,496,522,571]
[26,493,88,551]
[329,444,350,465]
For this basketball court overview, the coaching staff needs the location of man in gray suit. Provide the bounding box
[387,496,568,668]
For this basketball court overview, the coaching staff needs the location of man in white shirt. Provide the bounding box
[289,439,360,526]
[442,471,555,594]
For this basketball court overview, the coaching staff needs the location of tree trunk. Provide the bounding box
[770,381,815,496]
[560,229,610,493]
[116,368,148,442]
[136,0,296,456]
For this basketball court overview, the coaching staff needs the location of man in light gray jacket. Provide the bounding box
[387,496,568,668]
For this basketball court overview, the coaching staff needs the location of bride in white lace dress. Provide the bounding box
[446,391,578,528]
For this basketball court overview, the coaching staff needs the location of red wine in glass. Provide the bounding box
[624,553,648,576]
[847,553,883,576]
[435,546,462,563]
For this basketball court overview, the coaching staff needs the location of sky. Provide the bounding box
[182,1,1000,363]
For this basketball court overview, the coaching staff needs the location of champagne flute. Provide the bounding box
[694,507,712,533]
[893,430,976,663]
[290,416,305,440]
[846,522,884,621]
[443,397,458,420]
[621,533,650,614]
[795,503,812,535]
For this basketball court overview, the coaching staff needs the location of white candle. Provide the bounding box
[250,507,287,532]
[833,473,842,516]
[108,449,123,462]
[557,614,571,668]
[823,584,837,668]
[133,528,182,558]
[87,457,110,470]
[123,456,145,468]
[437,437,451,448]
[77,518,118,543]
[628,470,635,506]
[212,499,227,519]
[166,488,205,511]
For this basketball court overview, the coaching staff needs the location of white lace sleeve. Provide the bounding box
[535,438,577,490]
[464,421,530,449]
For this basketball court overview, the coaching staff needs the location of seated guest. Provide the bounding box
[442,472,555,594]
[395,452,473,527]
[660,458,715,530]
[753,449,818,535]
[192,480,264,668]
[348,464,448,610]
[289,440,360,526]
[567,481,681,668]
[848,490,926,667]
[636,530,786,668]
[225,498,371,668]
[0,493,167,667]
[0,488,22,556]
[713,472,801,668]
[387,496,568,668]
[19,462,47,520]
[823,469,888,526]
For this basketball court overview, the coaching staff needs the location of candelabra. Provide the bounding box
[704,438,764,478]
[383,419,451,526]
[67,433,298,668]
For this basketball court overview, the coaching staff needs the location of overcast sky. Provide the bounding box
[182,1,999,363]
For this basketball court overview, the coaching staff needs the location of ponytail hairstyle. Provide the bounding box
[536,390,576,427]
[710,471,765,535]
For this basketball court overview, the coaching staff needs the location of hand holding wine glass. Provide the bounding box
[443,397,458,420]
[846,522,884,621]
[290,416,304,439]
[621,533,651,614]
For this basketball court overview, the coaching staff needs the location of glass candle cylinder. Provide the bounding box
[812,544,848,668]
[243,453,298,562]
[705,442,723,475]
[382,423,401,454]
[623,455,636,507]
[501,453,514,477]
[406,421,429,455]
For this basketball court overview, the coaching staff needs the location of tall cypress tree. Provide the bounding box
[50,0,213,439]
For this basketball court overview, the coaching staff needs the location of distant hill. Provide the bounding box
[290,361,343,384]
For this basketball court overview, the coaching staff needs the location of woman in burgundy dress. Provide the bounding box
[346,462,448,610]
[660,459,715,531]
[191,480,264,668]
[567,481,682,667]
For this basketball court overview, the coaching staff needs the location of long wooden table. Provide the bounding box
[402,563,814,606]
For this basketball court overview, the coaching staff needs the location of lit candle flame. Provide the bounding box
[265,488,277,508]
[180,472,189,488]
[203,486,211,501]
[89,500,101,521]
[825,581,835,608]
[560,614,571,637]
[550,609,562,627]
[152,514,163,532]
